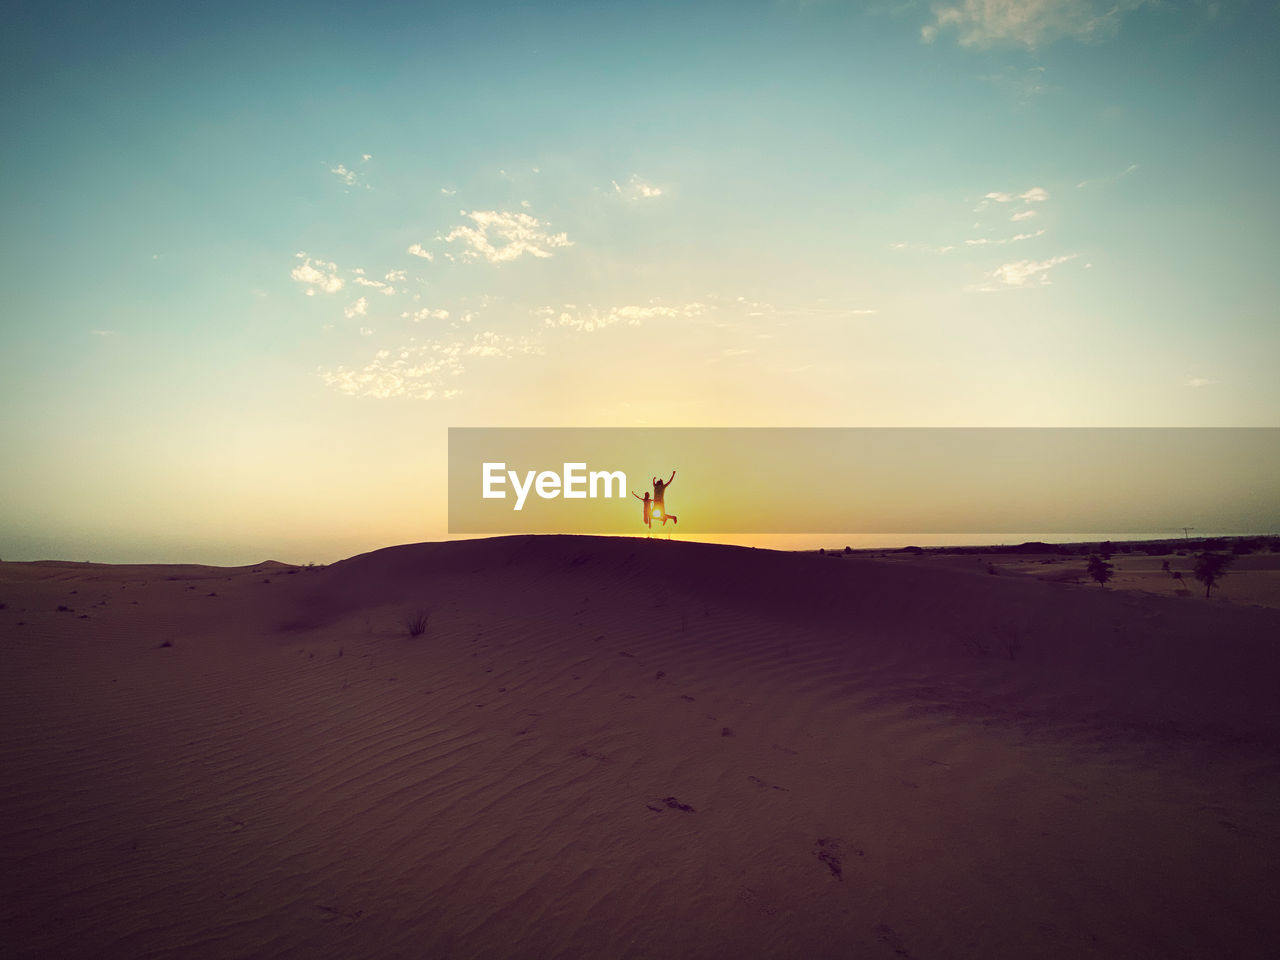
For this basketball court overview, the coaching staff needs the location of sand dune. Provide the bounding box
[3,536,1279,959]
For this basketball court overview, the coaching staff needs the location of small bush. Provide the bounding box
[1086,555,1114,588]
[1193,552,1232,598]
[405,609,430,638]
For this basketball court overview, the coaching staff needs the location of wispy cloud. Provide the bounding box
[320,342,464,400]
[329,163,358,186]
[290,254,344,295]
[465,330,543,358]
[1187,376,1218,388]
[90,329,116,337]
[344,297,368,318]
[444,210,574,264]
[319,329,542,400]
[889,240,956,254]
[922,0,1150,49]
[407,243,434,261]
[979,64,1049,103]
[723,295,878,321]
[611,174,665,200]
[1076,163,1140,189]
[964,228,1047,246]
[1011,209,1038,221]
[977,186,1048,211]
[403,307,450,322]
[974,253,1078,290]
[539,302,706,332]
[354,275,398,295]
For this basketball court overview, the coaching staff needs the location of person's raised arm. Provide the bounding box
[632,491,642,500]
[666,471,676,486]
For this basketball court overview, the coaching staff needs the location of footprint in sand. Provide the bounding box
[647,796,696,813]
[874,923,916,958]
[739,887,779,918]
[317,905,364,924]
[814,837,857,881]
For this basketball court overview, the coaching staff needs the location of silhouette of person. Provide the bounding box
[632,490,653,531]
[651,470,676,526]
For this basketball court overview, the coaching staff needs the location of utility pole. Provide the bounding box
[1183,527,1194,539]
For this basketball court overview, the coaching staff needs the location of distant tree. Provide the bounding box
[1192,552,1232,598]
[1161,559,1171,573]
[1086,555,1114,588]
[1100,541,1114,560]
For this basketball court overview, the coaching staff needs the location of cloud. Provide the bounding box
[444,210,573,264]
[977,186,1049,210]
[404,307,450,322]
[291,255,344,294]
[440,187,456,196]
[329,163,358,186]
[979,64,1048,103]
[964,228,1046,246]
[978,253,1077,289]
[319,329,541,400]
[465,330,543,358]
[539,302,706,332]
[354,275,397,295]
[1076,163,1140,189]
[723,295,878,321]
[890,240,956,254]
[923,0,1149,49]
[90,329,116,337]
[407,243,434,261]
[1187,376,1218,388]
[320,342,465,400]
[1011,209,1038,221]
[385,269,407,283]
[612,174,665,200]
[344,297,368,319]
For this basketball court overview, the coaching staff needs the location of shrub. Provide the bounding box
[1086,555,1114,588]
[1192,552,1232,598]
[405,609,430,638]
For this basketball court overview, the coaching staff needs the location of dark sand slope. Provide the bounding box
[2,537,1278,959]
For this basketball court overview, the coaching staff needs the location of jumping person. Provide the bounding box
[631,490,653,532]
[651,470,677,526]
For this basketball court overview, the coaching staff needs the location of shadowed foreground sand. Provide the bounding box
[3,536,1279,959]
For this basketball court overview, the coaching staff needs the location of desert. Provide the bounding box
[3,535,1278,959]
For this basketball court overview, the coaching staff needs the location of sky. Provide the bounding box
[1,0,1277,563]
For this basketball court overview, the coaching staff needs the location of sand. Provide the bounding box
[2,536,1279,959]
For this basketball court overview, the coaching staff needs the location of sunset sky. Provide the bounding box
[2,1,1277,563]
